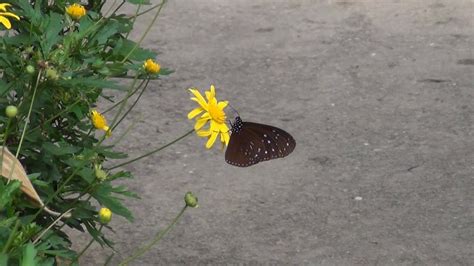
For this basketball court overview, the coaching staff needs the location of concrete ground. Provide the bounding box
[74,0,474,265]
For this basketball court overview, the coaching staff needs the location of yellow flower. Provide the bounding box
[188,85,230,149]
[66,3,86,21]
[91,110,111,136]
[99,207,112,224]
[143,59,161,74]
[0,3,20,29]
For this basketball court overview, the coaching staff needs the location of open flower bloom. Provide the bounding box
[143,59,161,74]
[188,85,230,149]
[0,3,20,29]
[91,110,111,136]
[66,3,86,21]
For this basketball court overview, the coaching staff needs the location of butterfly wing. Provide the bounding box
[225,120,295,167]
[243,122,296,160]
[225,127,266,167]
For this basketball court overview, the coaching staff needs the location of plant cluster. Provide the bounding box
[0,1,209,264]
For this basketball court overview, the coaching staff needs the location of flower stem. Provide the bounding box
[109,129,194,170]
[120,0,167,63]
[74,225,104,263]
[118,206,187,266]
[15,70,42,158]
[111,79,150,131]
[1,219,20,253]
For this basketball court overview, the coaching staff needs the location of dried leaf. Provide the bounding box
[0,146,70,218]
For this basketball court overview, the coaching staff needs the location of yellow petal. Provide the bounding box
[189,88,208,110]
[0,16,12,29]
[223,132,230,145]
[1,12,20,20]
[216,122,229,132]
[209,85,216,99]
[188,107,204,119]
[200,112,210,119]
[206,132,218,149]
[0,4,11,12]
[218,101,228,109]
[194,117,209,131]
[197,129,211,137]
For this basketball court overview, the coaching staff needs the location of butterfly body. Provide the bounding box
[225,117,296,167]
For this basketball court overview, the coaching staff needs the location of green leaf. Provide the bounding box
[92,183,134,221]
[57,77,123,90]
[0,253,8,266]
[20,243,37,266]
[111,38,157,61]
[127,0,152,4]
[0,180,21,209]
[41,13,63,56]
[42,142,81,156]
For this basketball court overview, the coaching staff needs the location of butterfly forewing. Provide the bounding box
[225,117,296,167]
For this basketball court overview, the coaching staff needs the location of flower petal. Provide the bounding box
[223,132,230,146]
[187,107,204,119]
[189,88,208,110]
[194,117,209,131]
[206,131,219,149]
[0,4,11,12]
[197,129,211,137]
[0,16,12,29]
[1,12,19,20]
[218,101,228,109]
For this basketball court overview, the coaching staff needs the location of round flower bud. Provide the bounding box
[5,105,18,118]
[184,192,198,208]
[46,68,59,80]
[99,207,112,224]
[26,65,35,74]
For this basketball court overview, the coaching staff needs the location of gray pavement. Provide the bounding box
[74,0,474,264]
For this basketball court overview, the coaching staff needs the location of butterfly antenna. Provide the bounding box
[228,103,240,117]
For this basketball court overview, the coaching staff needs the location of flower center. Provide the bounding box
[208,102,226,124]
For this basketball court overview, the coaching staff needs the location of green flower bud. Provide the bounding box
[5,105,18,118]
[184,192,198,208]
[45,68,59,80]
[99,207,112,224]
[26,65,35,74]
[94,164,108,182]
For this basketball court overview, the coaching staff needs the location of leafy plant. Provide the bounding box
[0,0,199,264]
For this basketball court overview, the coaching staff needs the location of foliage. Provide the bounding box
[0,0,183,264]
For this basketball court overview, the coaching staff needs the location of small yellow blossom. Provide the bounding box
[188,85,230,149]
[66,3,86,21]
[99,207,112,224]
[143,59,161,74]
[0,3,20,29]
[91,110,111,136]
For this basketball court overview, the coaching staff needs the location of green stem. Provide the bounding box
[102,81,143,114]
[109,129,194,170]
[110,76,142,128]
[74,225,104,263]
[118,206,187,266]
[120,0,167,63]
[132,2,163,18]
[111,79,150,131]
[2,219,20,253]
[15,70,42,158]
[1,119,12,181]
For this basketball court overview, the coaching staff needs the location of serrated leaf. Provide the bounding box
[20,243,37,266]
[127,0,152,4]
[92,183,134,221]
[42,142,80,156]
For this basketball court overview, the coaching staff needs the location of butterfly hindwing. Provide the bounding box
[225,117,295,167]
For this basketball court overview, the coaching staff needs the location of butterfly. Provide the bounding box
[225,116,296,167]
